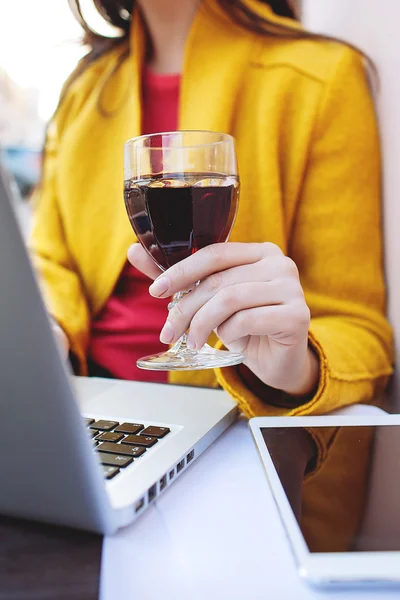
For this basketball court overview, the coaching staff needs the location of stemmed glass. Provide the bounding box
[124,130,244,371]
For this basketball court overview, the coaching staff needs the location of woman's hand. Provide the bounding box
[128,242,319,397]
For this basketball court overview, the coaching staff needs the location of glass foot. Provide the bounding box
[137,340,244,371]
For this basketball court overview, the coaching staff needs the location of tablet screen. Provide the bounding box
[261,425,400,553]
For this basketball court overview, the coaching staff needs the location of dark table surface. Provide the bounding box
[0,516,102,600]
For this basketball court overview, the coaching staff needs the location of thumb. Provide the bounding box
[127,243,162,281]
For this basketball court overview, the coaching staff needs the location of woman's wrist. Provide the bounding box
[238,346,320,409]
[280,346,320,398]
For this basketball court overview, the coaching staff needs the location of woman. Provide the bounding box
[31,0,393,469]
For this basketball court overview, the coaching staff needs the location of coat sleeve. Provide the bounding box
[215,47,393,461]
[29,116,90,373]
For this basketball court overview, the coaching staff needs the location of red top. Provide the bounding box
[88,68,181,382]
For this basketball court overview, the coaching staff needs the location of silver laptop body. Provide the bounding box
[0,166,237,534]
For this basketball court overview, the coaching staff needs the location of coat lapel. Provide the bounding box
[179,1,256,133]
[79,14,145,314]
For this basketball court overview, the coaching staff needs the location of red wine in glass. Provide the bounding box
[124,173,239,271]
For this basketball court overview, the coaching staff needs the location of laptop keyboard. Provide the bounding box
[84,418,171,480]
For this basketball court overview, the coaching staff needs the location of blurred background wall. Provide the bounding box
[0,0,117,198]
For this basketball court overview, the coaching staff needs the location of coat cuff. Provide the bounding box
[213,331,334,474]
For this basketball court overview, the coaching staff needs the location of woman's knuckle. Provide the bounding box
[261,241,283,257]
[259,256,271,271]
[203,271,223,293]
[207,243,224,262]
[283,257,299,278]
[292,302,311,327]
[300,304,311,325]
[285,277,303,299]
[219,287,237,310]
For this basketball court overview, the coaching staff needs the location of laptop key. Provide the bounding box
[90,420,119,431]
[85,418,95,426]
[114,423,144,435]
[96,431,124,443]
[122,435,157,448]
[99,442,147,457]
[127,446,146,457]
[102,466,120,480]
[141,426,170,438]
[88,429,99,439]
[99,452,133,468]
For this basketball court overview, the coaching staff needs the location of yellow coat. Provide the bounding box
[31,0,393,459]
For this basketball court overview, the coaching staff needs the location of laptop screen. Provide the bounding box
[261,425,400,553]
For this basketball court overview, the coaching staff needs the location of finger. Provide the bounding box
[166,260,302,340]
[221,335,250,355]
[162,281,285,348]
[216,303,310,347]
[149,242,284,298]
[128,243,162,281]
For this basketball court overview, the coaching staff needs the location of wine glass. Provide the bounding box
[124,130,244,371]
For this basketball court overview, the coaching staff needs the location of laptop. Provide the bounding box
[0,165,238,534]
[249,414,400,589]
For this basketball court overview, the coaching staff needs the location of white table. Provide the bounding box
[101,407,400,600]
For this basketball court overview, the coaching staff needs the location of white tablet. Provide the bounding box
[249,414,400,589]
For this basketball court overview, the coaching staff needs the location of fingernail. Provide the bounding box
[160,322,175,344]
[149,276,170,297]
[187,338,196,350]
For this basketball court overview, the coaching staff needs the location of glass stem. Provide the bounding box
[167,286,199,353]
[168,292,188,353]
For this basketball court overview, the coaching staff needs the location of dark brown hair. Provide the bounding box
[67,0,367,89]
[69,0,298,55]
